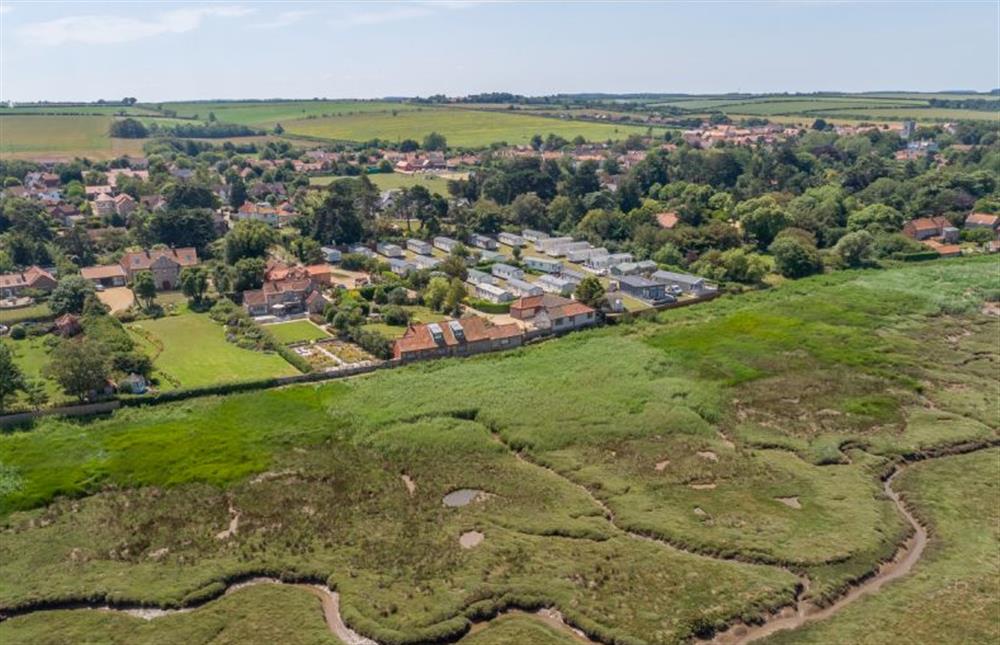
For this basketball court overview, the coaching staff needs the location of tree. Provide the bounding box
[225,220,276,264]
[422,131,447,151]
[133,271,157,308]
[0,342,26,413]
[423,277,450,312]
[24,379,49,411]
[736,196,789,249]
[769,235,823,279]
[161,184,218,210]
[228,173,247,209]
[399,139,419,152]
[440,253,469,281]
[109,118,148,138]
[45,339,110,403]
[833,230,874,268]
[49,275,95,316]
[307,180,365,245]
[148,208,218,252]
[180,266,209,304]
[233,257,266,291]
[847,204,905,233]
[574,276,606,309]
[444,278,467,316]
[291,236,324,264]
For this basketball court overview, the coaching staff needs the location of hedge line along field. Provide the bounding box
[0,257,996,644]
[0,115,145,160]
[282,106,664,147]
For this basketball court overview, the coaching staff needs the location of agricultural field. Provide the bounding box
[814,106,1000,122]
[0,105,161,116]
[0,257,996,644]
[126,313,299,389]
[263,320,331,345]
[282,106,663,147]
[0,115,145,161]
[155,100,416,126]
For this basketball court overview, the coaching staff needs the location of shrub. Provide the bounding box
[9,325,26,340]
[466,298,511,314]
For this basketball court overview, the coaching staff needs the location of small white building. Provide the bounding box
[377,243,404,258]
[535,236,574,253]
[321,246,342,263]
[475,282,514,303]
[491,263,524,281]
[433,236,461,253]
[507,277,544,297]
[470,234,497,250]
[467,268,497,286]
[498,232,527,247]
[406,239,433,256]
[537,274,575,296]
[525,256,563,274]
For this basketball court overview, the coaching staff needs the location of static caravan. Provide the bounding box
[406,239,433,256]
[522,229,549,242]
[470,234,498,251]
[491,263,524,281]
[566,246,607,263]
[534,236,574,253]
[547,240,592,257]
[466,268,497,286]
[537,274,575,296]
[321,246,342,263]
[524,256,563,274]
[377,243,404,259]
[498,232,527,247]
[507,277,543,297]
[433,236,461,253]
[475,282,514,303]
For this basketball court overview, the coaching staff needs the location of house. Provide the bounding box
[651,270,717,296]
[466,268,497,286]
[93,192,116,218]
[84,185,113,198]
[235,202,282,227]
[387,258,416,276]
[524,256,562,273]
[498,232,526,247]
[903,216,952,241]
[80,264,127,287]
[507,277,543,297]
[433,236,461,253]
[536,274,575,296]
[522,229,549,242]
[377,243,405,258]
[120,248,199,290]
[510,294,597,333]
[474,282,514,304]
[616,275,674,304]
[965,212,999,231]
[470,234,497,250]
[411,255,442,270]
[655,212,680,229]
[586,252,633,273]
[407,239,433,256]
[53,313,81,337]
[243,278,324,317]
[114,193,136,218]
[393,316,523,361]
[491,263,524,281]
[48,203,83,228]
[321,246,342,263]
[610,260,657,277]
[0,266,57,298]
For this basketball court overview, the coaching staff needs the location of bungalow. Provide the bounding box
[466,268,497,286]
[393,317,523,362]
[498,232,526,247]
[433,236,461,253]
[406,239,433,256]
[491,263,524,281]
[586,252,633,273]
[475,282,514,304]
[321,246,342,263]
[388,258,416,276]
[377,243,405,259]
[965,212,999,231]
[80,264,127,288]
[84,185,113,198]
[243,278,325,317]
[617,275,674,304]
[609,260,657,277]
[536,274,575,296]
[470,234,497,250]
[510,294,597,333]
[524,256,562,274]
[0,265,57,298]
[566,246,607,263]
[120,248,199,290]
[651,270,716,296]
[521,229,549,242]
[410,255,442,270]
[507,277,543,297]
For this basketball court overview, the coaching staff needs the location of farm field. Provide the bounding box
[1,105,161,116]
[127,313,298,389]
[0,257,996,644]
[0,115,145,160]
[156,100,416,126]
[813,106,1000,122]
[263,320,331,345]
[282,107,663,147]
[655,97,927,112]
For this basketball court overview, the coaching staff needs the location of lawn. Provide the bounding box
[127,313,298,389]
[0,302,53,325]
[0,257,995,644]
[311,172,466,193]
[3,335,67,407]
[0,115,145,160]
[263,320,331,345]
[283,106,664,148]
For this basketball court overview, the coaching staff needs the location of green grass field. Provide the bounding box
[127,314,298,389]
[0,115,145,160]
[310,172,465,193]
[156,100,417,126]
[263,320,331,345]
[0,257,995,644]
[1,105,161,116]
[3,336,68,407]
[0,302,53,325]
[283,106,663,147]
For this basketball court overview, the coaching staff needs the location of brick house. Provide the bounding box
[0,266,57,298]
[510,294,597,333]
[393,316,523,362]
[242,278,326,317]
[120,248,199,290]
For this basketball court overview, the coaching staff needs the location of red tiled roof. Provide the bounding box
[966,212,998,227]
[394,316,521,355]
[80,264,126,280]
[120,248,198,271]
[655,212,679,229]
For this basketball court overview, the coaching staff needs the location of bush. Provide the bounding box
[466,298,511,314]
[9,324,26,340]
[381,305,410,326]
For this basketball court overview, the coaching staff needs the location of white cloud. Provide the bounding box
[250,10,312,30]
[19,5,254,46]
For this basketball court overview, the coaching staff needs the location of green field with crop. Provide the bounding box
[283,106,663,147]
[0,257,996,644]
[1,105,160,116]
[157,100,417,126]
[127,313,299,389]
[815,106,1000,122]
[0,115,145,160]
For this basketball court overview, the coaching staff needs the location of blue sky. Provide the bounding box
[1,1,997,102]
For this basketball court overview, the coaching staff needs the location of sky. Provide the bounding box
[1,1,998,102]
